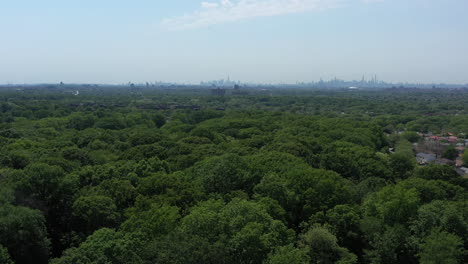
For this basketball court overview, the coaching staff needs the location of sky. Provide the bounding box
[1,0,468,84]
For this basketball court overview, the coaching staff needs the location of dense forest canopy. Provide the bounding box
[0,86,466,264]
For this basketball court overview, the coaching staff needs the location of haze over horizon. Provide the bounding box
[1,0,468,84]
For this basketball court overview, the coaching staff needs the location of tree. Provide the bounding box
[128,129,162,146]
[463,151,468,166]
[363,184,420,226]
[96,179,138,210]
[389,153,415,179]
[299,226,357,264]
[247,151,311,181]
[398,178,464,203]
[0,150,30,169]
[192,154,252,194]
[94,116,126,130]
[18,163,65,204]
[254,168,356,227]
[72,195,119,233]
[140,231,226,264]
[442,146,458,160]
[150,113,166,128]
[120,204,180,239]
[264,244,310,264]
[363,225,413,264]
[311,204,363,254]
[0,205,50,264]
[254,173,294,213]
[133,157,170,177]
[356,177,387,201]
[298,169,357,220]
[136,171,204,209]
[51,228,145,264]
[401,131,420,143]
[320,142,392,182]
[0,245,13,264]
[419,229,464,264]
[120,143,167,161]
[67,113,96,130]
[410,200,467,243]
[62,147,92,165]
[413,164,464,187]
[179,199,294,263]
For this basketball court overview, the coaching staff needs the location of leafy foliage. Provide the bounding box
[0,87,466,263]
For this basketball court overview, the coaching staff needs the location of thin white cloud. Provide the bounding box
[161,0,347,31]
[201,2,220,8]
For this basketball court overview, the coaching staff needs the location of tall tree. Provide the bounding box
[419,229,464,264]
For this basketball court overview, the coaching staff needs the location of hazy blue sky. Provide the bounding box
[1,0,468,84]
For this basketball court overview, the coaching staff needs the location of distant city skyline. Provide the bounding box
[1,0,468,84]
[3,76,467,88]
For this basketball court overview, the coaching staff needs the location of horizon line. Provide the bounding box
[1,79,468,87]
